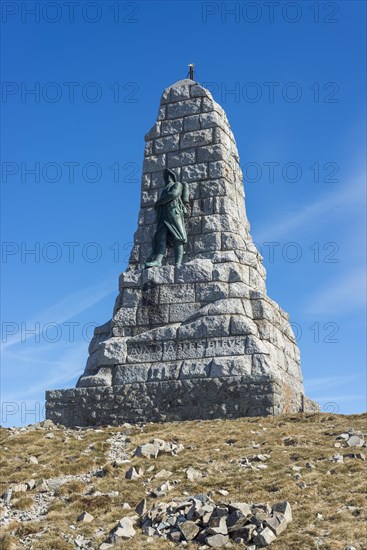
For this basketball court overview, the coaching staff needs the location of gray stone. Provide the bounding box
[207,516,228,535]
[167,149,196,168]
[135,498,147,515]
[143,154,166,172]
[272,501,292,523]
[265,513,288,535]
[254,526,277,546]
[167,98,201,119]
[135,443,160,459]
[179,520,200,541]
[182,163,208,182]
[197,145,223,162]
[125,467,141,480]
[181,129,213,149]
[347,435,364,447]
[77,511,94,523]
[206,534,229,547]
[114,517,136,539]
[186,466,203,481]
[154,135,180,153]
[184,115,201,131]
[161,119,183,135]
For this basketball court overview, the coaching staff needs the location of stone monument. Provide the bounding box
[46,78,318,426]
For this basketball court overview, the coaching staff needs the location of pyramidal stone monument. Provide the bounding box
[46,79,318,426]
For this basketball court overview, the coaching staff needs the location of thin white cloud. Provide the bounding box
[2,341,87,402]
[1,278,115,350]
[304,375,360,392]
[304,267,366,315]
[254,174,365,243]
[314,395,366,404]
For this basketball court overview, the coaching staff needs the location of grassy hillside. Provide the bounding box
[0,412,366,550]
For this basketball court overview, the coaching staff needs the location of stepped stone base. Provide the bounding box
[46,377,318,427]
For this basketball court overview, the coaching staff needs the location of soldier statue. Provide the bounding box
[145,168,189,268]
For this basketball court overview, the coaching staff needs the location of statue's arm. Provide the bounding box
[156,183,182,206]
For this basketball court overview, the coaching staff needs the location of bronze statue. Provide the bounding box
[145,168,189,268]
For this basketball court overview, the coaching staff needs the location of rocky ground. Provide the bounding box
[0,412,366,549]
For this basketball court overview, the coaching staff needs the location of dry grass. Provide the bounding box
[1,413,366,549]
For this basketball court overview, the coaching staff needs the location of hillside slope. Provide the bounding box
[1,413,366,549]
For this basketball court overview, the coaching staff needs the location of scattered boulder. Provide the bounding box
[77,511,94,523]
[12,483,28,493]
[186,466,203,481]
[134,438,184,459]
[109,517,136,542]
[135,498,147,515]
[155,469,172,479]
[137,494,292,547]
[179,520,200,541]
[344,452,365,460]
[347,435,365,447]
[254,526,277,546]
[125,466,143,480]
[206,533,230,547]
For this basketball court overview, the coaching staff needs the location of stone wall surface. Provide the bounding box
[46,79,318,426]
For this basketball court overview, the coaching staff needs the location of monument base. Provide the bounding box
[46,376,319,427]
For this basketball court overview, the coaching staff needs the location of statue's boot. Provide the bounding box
[144,254,164,268]
[174,244,184,267]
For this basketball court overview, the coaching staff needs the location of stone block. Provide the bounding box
[136,305,170,326]
[201,179,227,197]
[122,288,142,307]
[114,365,149,384]
[167,99,201,119]
[142,265,175,285]
[210,356,251,378]
[141,189,158,208]
[190,84,210,98]
[143,154,166,173]
[144,140,153,156]
[209,160,231,179]
[184,115,201,131]
[175,259,213,283]
[170,303,201,323]
[194,233,222,254]
[208,298,244,315]
[195,282,228,302]
[170,83,191,102]
[148,362,181,381]
[144,122,161,140]
[161,118,183,135]
[154,134,180,153]
[178,315,230,339]
[182,163,208,182]
[197,144,223,162]
[160,284,195,303]
[119,270,141,291]
[230,315,258,336]
[180,129,213,149]
[180,360,212,379]
[200,111,221,128]
[167,149,196,168]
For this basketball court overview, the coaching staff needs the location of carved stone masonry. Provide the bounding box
[46,79,318,426]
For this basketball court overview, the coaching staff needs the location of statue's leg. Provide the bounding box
[174,242,184,266]
[144,225,167,268]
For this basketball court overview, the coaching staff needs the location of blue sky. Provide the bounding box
[1,0,366,426]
